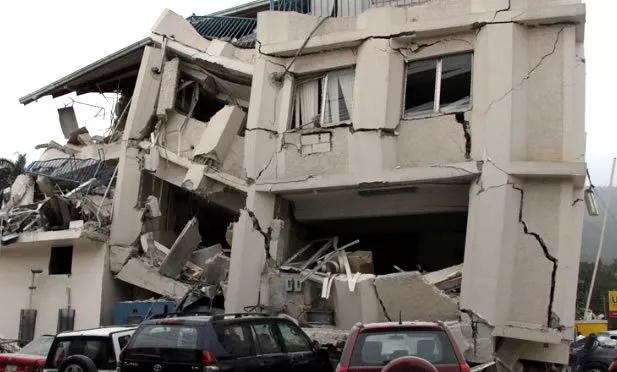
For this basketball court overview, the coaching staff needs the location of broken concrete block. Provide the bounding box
[269,219,285,262]
[192,105,246,163]
[143,196,162,219]
[332,274,383,330]
[374,272,459,322]
[459,312,494,363]
[182,163,207,191]
[1,175,35,212]
[191,244,223,269]
[347,251,374,274]
[203,253,230,286]
[109,245,134,274]
[58,107,79,139]
[157,57,180,118]
[424,264,463,285]
[144,147,160,172]
[159,218,202,279]
[117,258,190,298]
[140,233,155,254]
[206,39,236,58]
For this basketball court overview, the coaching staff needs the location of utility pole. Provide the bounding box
[585,157,617,318]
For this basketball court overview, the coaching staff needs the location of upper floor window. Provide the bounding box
[291,68,355,129]
[404,53,472,117]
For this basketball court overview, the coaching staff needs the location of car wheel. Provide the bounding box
[59,355,98,372]
[583,363,608,372]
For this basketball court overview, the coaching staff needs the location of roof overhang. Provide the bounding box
[19,37,153,105]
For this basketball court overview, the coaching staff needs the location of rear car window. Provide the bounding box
[49,338,115,370]
[18,336,54,356]
[125,325,201,362]
[350,330,458,367]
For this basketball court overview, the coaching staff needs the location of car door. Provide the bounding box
[111,330,135,366]
[210,322,259,372]
[250,322,292,372]
[275,320,329,372]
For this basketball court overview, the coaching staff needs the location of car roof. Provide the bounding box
[361,321,445,330]
[141,313,285,326]
[57,326,136,338]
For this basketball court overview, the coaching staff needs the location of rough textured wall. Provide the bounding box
[396,116,468,168]
[221,135,246,180]
[282,129,348,179]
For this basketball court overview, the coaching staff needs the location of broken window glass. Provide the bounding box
[49,246,73,275]
[291,68,355,129]
[404,52,473,117]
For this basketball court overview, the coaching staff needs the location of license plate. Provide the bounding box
[6,365,16,372]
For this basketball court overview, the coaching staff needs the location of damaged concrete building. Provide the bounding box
[11,0,586,368]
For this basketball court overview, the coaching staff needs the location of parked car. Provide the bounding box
[43,326,135,372]
[570,334,617,372]
[0,334,54,372]
[119,312,334,372]
[335,321,471,372]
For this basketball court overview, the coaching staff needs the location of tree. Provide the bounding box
[0,153,27,191]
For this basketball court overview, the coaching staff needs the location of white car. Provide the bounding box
[43,326,135,372]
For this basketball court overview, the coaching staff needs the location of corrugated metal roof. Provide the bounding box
[187,15,257,48]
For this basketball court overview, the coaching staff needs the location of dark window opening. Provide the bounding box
[175,78,226,123]
[405,53,472,117]
[49,246,73,275]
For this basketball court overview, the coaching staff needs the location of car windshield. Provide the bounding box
[350,329,458,367]
[18,336,54,356]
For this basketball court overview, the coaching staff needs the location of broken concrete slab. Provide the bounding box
[109,245,134,274]
[459,312,494,363]
[374,271,459,322]
[424,264,463,285]
[302,327,349,347]
[117,258,190,298]
[182,163,207,191]
[332,274,383,330]
[191,244,222,269]
[58,107,79,139]
[156,57,180,118]
[159,217,202,279]
[192,105,246,164]
[203,253,230,285]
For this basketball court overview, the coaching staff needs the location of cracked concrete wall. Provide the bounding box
[281,129,348,179]
[220,135,246,180]
[162,112,207,158]
[396,116,469,167]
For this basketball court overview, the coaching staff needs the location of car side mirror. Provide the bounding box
[312,340,320,351]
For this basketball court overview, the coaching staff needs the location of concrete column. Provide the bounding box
[348,38,402,177]
[225,54,283,311]
[109,46,163,246]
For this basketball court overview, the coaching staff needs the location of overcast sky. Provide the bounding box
[0,1,612,184]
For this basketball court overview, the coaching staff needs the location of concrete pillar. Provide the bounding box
[225,54,283,312]
[110,46,163,246]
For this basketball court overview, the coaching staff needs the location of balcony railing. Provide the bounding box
[269,0,423,17]
[187,15,257,47]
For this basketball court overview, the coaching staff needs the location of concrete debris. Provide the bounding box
[202,253,230,285]
[191,244,223,269]
[374,271,459,322]
[116,258,191,298]
[57,107,79,139]
[0,174,35,213]
[346,251,374,274]
[143,196,162,220]
[159,217,202,279]
[192,105,246,164]
[67,127,91,146]
[332,274,383,330]
[302,326,349,348]
[110,245,135,274]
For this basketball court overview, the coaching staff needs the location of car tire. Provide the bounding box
[583,363,609,372]
[382,356,439,372]
[58,355,98,372]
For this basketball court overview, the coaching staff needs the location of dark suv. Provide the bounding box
[119,312,334,372]
[336,321,471,372]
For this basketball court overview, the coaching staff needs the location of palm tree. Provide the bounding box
[0,153,27,191]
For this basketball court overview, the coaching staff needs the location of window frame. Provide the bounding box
[291,67,356,130]
[402,52,474,119]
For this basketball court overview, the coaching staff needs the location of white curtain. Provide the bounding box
[323,68,354,126]
[295,79,319,128]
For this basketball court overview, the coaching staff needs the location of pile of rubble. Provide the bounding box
[111,205,231,304]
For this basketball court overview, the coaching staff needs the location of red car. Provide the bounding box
[336,321,471,372]
[0,335,55,372]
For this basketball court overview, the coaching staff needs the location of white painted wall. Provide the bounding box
[0,239,106,339]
